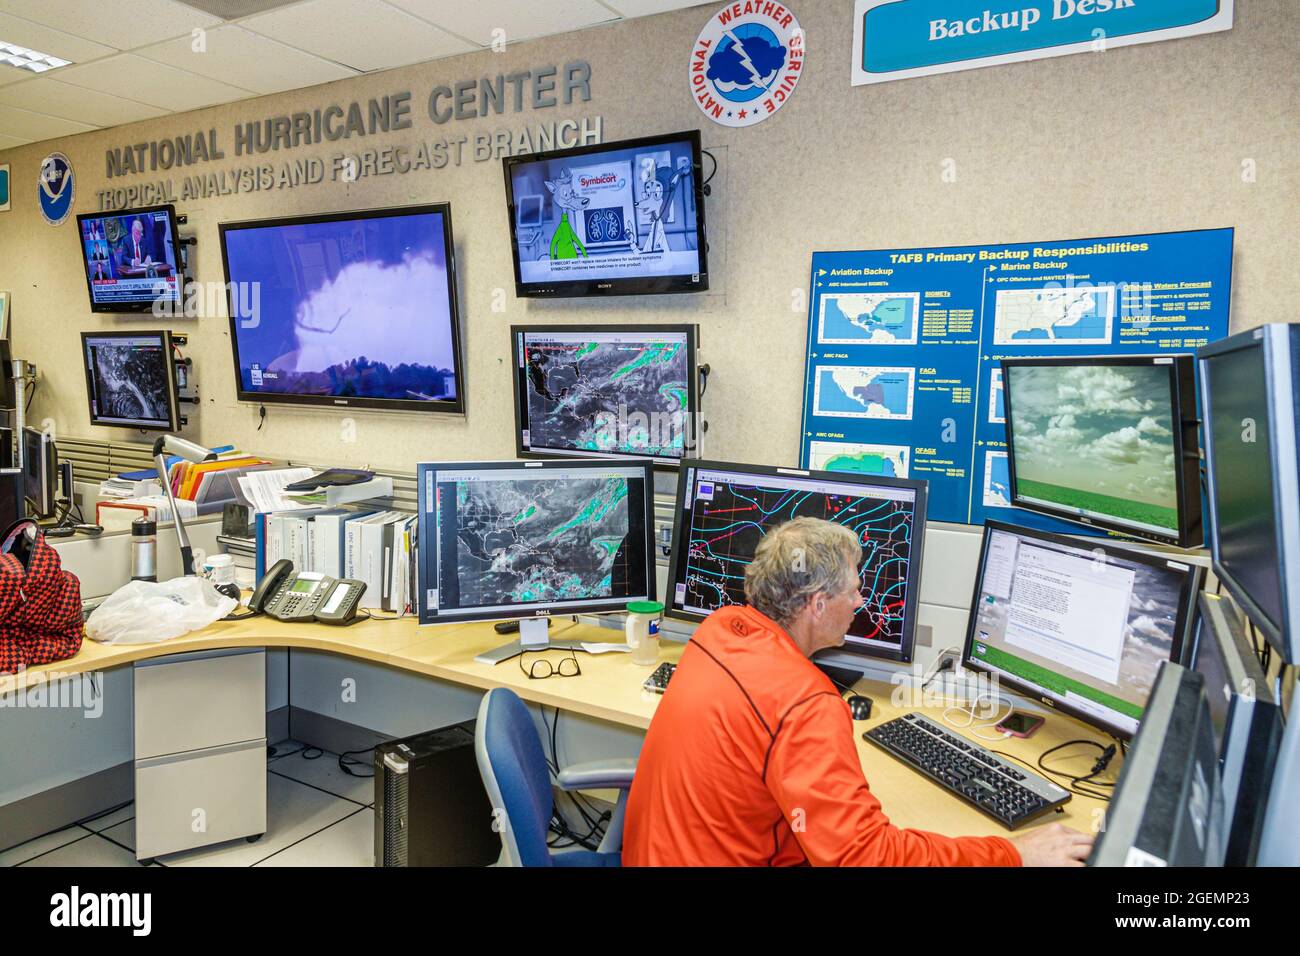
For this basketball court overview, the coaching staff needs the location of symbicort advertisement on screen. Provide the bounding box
[508,138,703,287]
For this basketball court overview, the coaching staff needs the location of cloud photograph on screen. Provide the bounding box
[224,210,458,403]
[1007,363,1179,532]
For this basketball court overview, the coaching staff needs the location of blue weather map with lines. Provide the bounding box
[680,477,916,649]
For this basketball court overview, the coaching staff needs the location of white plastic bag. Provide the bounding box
[86,576,238,645]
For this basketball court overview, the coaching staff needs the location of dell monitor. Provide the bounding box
[1088,662,1226,866]
[512,324,700,466]
[963,521,1203,739]
[80,330,180,431]
[416,459,656,659]
[220,203,465,414]
[21,427,57,519]
[76,205,183,313]
[665,460,927,663]
[1192,592,1283,866]
[1001,354,1202,548]
[502,130,709,297]
[1198,322,1300,664]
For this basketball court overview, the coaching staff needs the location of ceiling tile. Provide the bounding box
[0,77,167,126]
[0,102,95,141]
[137,24,356,94]
[0,0,222,51]
[0,11,116,63]
[53,53,255,112]
[600,0,713,16]
[242,0,475,73]
[388,0,616,47]
[0,62,31,86]
[0,130,27,147]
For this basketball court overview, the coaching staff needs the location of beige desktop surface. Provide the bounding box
[2,615,1111,837]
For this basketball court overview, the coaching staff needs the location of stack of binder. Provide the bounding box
[255,507,417,613]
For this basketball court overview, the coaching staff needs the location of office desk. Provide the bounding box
[1,617,1112,839]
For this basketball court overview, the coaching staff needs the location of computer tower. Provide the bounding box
[373,720,500,867]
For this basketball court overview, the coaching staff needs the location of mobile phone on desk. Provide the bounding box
[995,711,1045,738]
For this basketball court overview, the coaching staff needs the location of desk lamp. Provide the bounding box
[153,434,216,576]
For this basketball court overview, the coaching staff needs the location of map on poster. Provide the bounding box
[799,228,1234,531]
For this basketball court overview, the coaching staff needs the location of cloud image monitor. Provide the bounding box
[1198,322,1300,664]
[77,205,183,313]
[511,324,699,466]
[416,459,656,625]
[665,460,927,663]
[1001,354,1202,548]
[220,203,465,414]
[80,330,179,431]
[964,521,1204,740]
[503,130,708,298]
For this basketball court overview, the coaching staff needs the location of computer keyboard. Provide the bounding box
[864,713,1070,829]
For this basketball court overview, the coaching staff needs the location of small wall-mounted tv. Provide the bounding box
[219,203,465,415]
[76,205,184,313]
[502,130,709,298]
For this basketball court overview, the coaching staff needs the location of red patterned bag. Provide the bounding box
[0,520,84,675]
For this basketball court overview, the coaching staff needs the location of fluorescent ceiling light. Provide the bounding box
[0,41,72,74]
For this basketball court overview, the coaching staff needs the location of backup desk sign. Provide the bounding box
[690,2,805,127]
[851,0,1234,85]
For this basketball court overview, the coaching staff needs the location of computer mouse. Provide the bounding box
[847,694,873,721]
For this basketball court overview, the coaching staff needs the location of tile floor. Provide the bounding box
[2,742,377,867]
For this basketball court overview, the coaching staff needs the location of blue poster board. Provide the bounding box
[799,228,1234,532]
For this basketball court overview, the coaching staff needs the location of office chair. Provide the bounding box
[474,687,635,867]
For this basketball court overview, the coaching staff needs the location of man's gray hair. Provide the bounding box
[743,517,861,627]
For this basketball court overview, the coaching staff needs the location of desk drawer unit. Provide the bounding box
[133,648,267,860]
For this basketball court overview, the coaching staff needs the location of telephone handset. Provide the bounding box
[249,559,367,625]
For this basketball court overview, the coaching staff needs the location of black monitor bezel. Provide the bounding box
[80,329,180,432]
[76,204,185,314]
[1000,353,1202,548]
[501,129,710,298]
[664,458,928,663]
[963,519,1204,740]
[509,323,700,468]
[219,202,466,415]
[1197,324,1300,663]
[415,457,658,626]
[21,427,57,519]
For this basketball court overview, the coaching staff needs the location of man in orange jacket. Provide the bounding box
[624,517,1093,867]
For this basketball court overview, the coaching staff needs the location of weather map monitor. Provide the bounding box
[1001,354,1202,548]
[76,205,183,313]
[80,330,179,431]
[502,130,708,298]
[1198,323,1300,664]
[963,521,1203,739]
[220,203,464,414]
[511,324,699,466]
[416,459,656,625]
[665,460,927,662]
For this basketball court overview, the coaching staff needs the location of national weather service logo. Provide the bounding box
[690,2,805,128]
[38,152,75,225]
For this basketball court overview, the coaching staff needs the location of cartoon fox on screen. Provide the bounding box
[544,169,589,260]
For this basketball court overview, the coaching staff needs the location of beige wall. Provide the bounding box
[1,0,1296,474]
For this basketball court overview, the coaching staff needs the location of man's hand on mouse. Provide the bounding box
[1009,822,1094,866]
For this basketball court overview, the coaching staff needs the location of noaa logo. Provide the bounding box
[38,152,75,225]
[690,2,805,128]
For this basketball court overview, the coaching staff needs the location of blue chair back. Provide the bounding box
[474,687,556,867]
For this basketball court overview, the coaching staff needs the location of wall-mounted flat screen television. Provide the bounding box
[219,204,465,414]
[77,205,183,313]
[502,130,708,298]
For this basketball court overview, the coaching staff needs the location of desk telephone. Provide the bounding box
[249,559,366,625]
